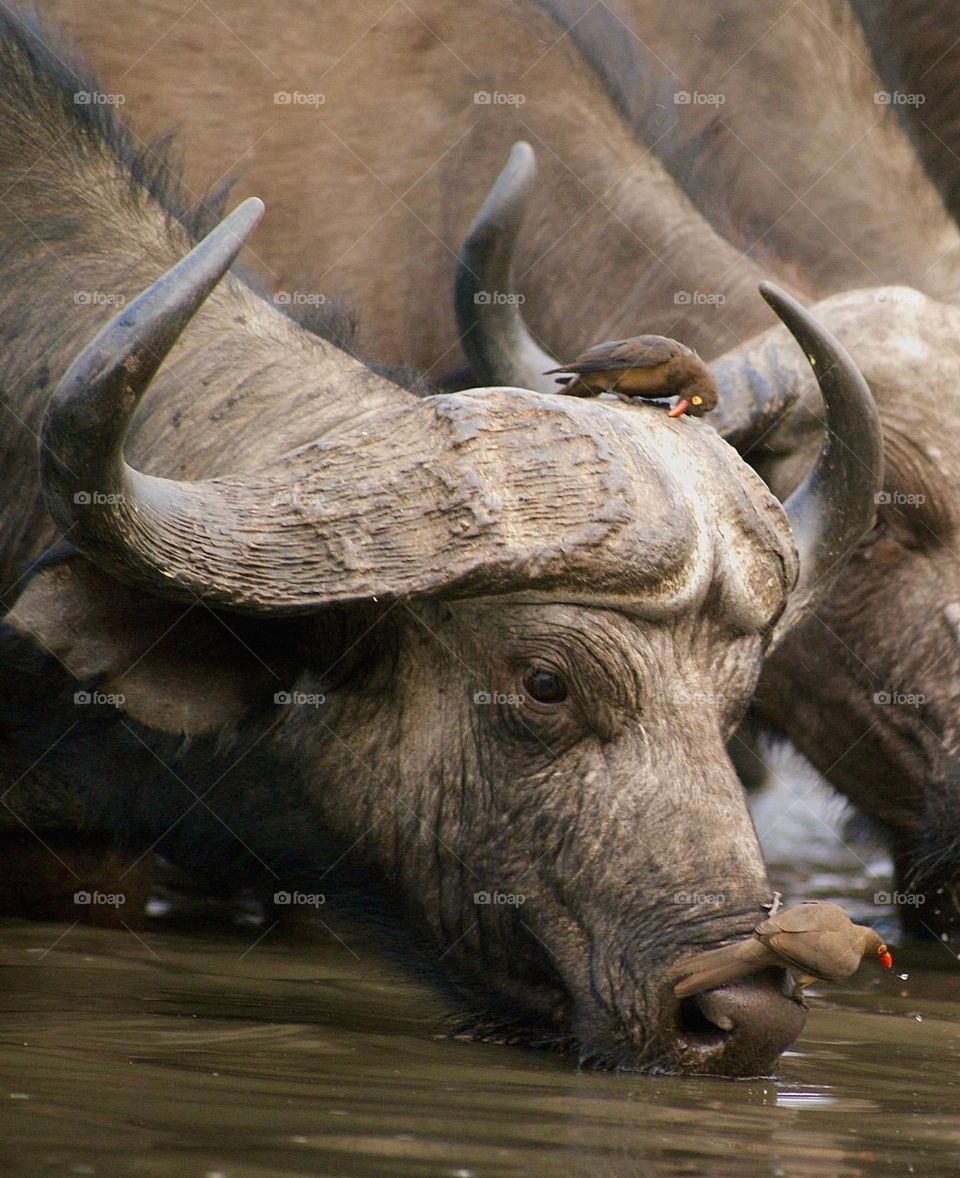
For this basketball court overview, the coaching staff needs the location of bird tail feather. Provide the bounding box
[671,939,770,999]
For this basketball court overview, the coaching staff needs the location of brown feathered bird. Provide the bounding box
[544,335,718,417]
[671,901,893,998]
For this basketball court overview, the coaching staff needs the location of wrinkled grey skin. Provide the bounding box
[289,593,798,1070]
[0,10,844,1076]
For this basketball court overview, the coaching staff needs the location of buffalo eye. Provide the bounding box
[522,666,568,704]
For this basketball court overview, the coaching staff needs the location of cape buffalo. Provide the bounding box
[33,0,960,934]
[0,12,882,1075]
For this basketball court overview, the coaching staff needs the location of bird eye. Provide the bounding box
[691,395,703,406]
[522,667,568,704]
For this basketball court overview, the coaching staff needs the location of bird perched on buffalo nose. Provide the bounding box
[545,335,719,417]
[670,900,893,999]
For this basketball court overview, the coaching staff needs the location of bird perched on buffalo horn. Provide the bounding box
[671,901,893,998]
[544,335,718,417]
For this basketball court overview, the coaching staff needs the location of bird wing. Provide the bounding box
[757,901,859,941]
[672,939,777,998]
[760,902,841,935]
[545,336,689,374]
[755,903,863,981]
[764,928,862,981]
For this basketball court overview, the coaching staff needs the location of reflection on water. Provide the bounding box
[2,751,960,1177]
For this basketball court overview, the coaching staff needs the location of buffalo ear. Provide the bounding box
[6,556,281,735]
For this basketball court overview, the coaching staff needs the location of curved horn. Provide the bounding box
[754,282,884,648]
[41,195,266,516]
[41,202,684,614]
[454,141,558,393]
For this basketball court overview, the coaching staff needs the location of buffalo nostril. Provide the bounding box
[677,994,729,1050]
[675,968,806,1076]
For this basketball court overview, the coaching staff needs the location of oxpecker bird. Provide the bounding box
[545,335,718,417]
[671,901,894,998]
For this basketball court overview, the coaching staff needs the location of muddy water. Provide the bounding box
[3,750,960,1177]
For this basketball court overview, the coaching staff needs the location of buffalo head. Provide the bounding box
[458,141,960,938]
[7,197,881,1074]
